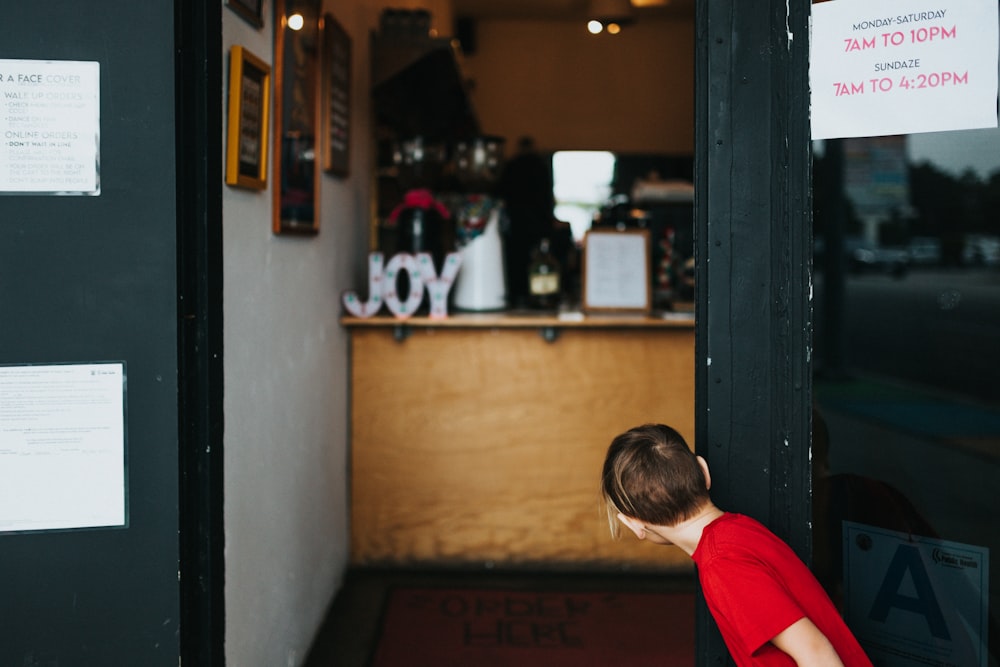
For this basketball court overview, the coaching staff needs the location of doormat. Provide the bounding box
[369,587,694,667]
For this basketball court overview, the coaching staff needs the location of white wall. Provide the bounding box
[221,1,376,664]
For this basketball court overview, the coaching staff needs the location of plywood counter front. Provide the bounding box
[344,312,695,572]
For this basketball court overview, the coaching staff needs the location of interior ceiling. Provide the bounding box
[451,0,694,21]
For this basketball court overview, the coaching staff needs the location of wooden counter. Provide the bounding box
[344,312,695,571]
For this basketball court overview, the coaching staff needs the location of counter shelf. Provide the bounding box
[343,309,695,570]
[342,310,693,339]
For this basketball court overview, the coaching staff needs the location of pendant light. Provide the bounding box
[587,0,635,33]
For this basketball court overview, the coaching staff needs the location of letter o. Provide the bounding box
[382,253,424,318]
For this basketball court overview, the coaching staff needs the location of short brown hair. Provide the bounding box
[601,424,709,537]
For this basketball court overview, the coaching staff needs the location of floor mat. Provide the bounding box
[369,586,694,667]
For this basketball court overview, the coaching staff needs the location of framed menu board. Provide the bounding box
[582,229,651,313]
[225,46,270,190]
[272,0,321,234]
[322,13,351,177]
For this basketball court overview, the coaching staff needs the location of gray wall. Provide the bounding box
[221,1,371,664]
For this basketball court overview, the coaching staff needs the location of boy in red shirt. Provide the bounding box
[601,423,872,667]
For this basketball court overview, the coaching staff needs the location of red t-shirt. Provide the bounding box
[692,512,872,666]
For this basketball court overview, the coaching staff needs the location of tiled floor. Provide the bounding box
[302,567,697,666]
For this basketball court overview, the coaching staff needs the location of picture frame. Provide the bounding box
[272,0,322,234]
[582,229,652,314]
[226,0,264,28]
[321,13,351,177]
[225,46,271,190]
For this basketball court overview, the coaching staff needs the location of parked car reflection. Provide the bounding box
[962,234,1000,267]
[907,236,942,266]
[815,236,910,278]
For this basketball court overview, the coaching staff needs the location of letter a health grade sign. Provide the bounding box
[843,521,990,667]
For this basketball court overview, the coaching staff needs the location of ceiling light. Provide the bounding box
[587,19,604,34]
[606,22,622,34]
[287,13,304,30]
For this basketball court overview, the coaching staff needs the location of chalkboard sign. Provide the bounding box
[322,13,351,177]
[582,229,651,313]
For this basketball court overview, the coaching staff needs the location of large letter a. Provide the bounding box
[869,544,950,640]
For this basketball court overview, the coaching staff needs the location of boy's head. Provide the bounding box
[601,423,710,538]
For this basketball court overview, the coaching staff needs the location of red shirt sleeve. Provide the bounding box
[699,552,806,658]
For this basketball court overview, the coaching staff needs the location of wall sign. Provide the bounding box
[321,13,351,177]
[0,59,100,195]
[811,0,999,139]
[582,229,651,314]
[226,0,264,28]
[225,46,271,190]
[0,362,127,533]
[843,521,990,667]
[342,252,462,320]
[273,0,321,234]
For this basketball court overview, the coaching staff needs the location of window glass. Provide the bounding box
[812,126,1000,667]
[552,151,616,241]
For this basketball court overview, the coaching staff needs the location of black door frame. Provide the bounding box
[176,0,225,663]
[169,0,816,662]
[694,0,813,663]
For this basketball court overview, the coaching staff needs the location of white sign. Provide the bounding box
[0,59,100,194]
[843,521,990,667]
[583,230,650,312]
[0,363,126,532]
[811,0,999,139]
[341,251,463,320]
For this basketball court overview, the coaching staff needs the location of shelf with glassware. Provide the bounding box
[371,17,484,247]
[371,15,550,314]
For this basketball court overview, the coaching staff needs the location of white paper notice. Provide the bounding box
[0,363,126,533]
[585,232,649,309]
[811,0,999,139]
[843,522,990,667]
[0,59,100,194]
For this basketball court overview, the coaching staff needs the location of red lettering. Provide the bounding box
[833,81,865,97]
[911,25,957,43]
[843,36,876,52]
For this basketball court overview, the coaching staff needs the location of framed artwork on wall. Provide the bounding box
[272,0,322,234]
[321,13,351,177]
[225,46,271,190]
[226,0,264,28]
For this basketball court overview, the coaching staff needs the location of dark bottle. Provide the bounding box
[527,237,561,310]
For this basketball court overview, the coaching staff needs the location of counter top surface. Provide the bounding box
[341,309,695,329]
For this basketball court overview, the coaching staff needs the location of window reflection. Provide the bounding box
[813,126,1000,667]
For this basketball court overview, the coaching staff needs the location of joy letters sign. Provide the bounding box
[342,252,462,319]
